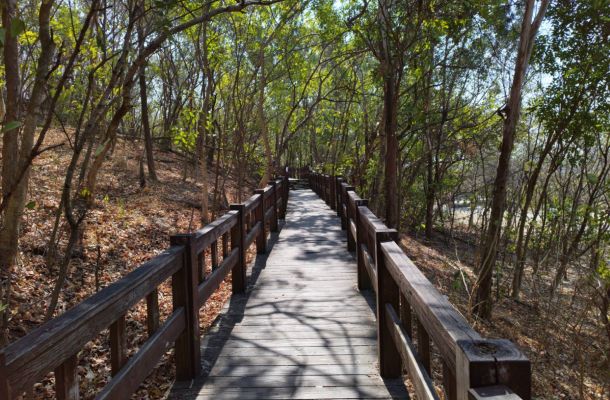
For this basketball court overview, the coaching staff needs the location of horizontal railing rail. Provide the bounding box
[287,166,311,180]
[0,176,289,400]
[307,170,531,400]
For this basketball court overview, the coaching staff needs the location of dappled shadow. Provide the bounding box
[170,189,408,399]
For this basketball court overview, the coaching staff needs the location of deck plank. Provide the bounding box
[169,189,408,399]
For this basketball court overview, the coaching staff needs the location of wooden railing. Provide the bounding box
[0,176,289,400]
[286,166,313,180]
[309,171,531,400]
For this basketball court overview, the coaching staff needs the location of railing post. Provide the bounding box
[443,361,457,400]
[170,233,201,380]
[335,176,343,216]
[322,174,329,205]
[318,174,322,196]
[230,204,247,293]
[329,175,336,210]
[345,186,356,251]
[110,314,127,376]
[0,354,9,399]
[355,200,370,290]
[281,175,289,219]
[456,339,531,400]
[339,184,347,230]
[147,289,160,335]
[417,318,431,373]
[254,190,266,254]
[270,181,279,232]
[375,229,401,378]
[55,354,79,400]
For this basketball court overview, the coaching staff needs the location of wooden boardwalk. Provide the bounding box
[170,188,408,399]
[1,174,529,400]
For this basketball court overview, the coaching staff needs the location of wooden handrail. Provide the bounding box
[0,176,289,399]
[307,171,531,400]
[1,246,185,397]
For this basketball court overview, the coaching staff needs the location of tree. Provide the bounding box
[511,0,610,299]
[1,0,58,343]
[137,1,158,183]
[474,0,549,319]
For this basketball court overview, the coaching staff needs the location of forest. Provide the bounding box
[0,0,609,398]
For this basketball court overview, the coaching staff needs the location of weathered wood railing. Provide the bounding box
[0,176,289,399]
[309,171,531,400]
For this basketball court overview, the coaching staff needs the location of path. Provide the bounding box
[170,188,407,399]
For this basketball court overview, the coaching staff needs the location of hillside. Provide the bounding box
[8,130,253,398]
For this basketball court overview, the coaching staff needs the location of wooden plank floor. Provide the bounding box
[170,188,408,399]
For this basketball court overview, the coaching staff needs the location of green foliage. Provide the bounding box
[2,121,22,133]
[10,18,26,38]
[597,260,610,285]
[171,108,200,152]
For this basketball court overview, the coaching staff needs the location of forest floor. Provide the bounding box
[6,130,608,399]
[8,130,257,399]
[401,231,609,399]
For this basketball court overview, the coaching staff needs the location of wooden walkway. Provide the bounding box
[1,173,529,400]
[170,188,408,399]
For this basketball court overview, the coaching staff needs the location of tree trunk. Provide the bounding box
[136,6,157,181]
[0,87,5,121]
[474,0,548,319]
[425,143,435,238]
[197,19,212,226]
[1,0,56,344]
[512,144,563,298]
[0,0,22,346]
[258,49,273,187]
[378,0,400,230]
[138,68,157,181]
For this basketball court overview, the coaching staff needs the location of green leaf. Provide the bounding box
[2,121,22,133]
[0,27,5,45]
[25,200,36,210]
[94,139,109,157]
[10,18,26,38]
[80,188,91,198]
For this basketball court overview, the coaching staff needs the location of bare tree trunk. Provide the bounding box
[474,0,549,319]
[0,0,22,346]
[512,145,564,298]
[258,49,273,187]
[45,226,79,320]
[378,0,400,230]
[424,79,434,239]
[198,127,210,227]
[137,16,157,183]
[196,18,212,226]
[138,69,157,181]
[136,4,157,181]
[0,0,56,344]
[0,87,5,121]
[512,87,585,299]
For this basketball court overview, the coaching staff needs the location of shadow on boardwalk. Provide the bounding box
[170,190,408,399]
